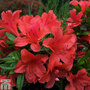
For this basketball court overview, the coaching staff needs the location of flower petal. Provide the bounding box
[31,43,41,52]
[13,10,22,20]
[25,65,37,84]
[43,38,54,52]
[65,84,76,90]
[45,74,55,88]
[14,60,26,73]
[14,37,28,47]
[21,49,35,63]
[36,54,48,63]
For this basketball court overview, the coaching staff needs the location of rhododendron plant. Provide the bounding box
[0,0,90,90]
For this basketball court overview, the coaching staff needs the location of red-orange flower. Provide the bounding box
[67,9,83,28]
[70,0,90,13]
[43,29,77,64]
[0,10,22,36]
[40,54,72,88]
[70,0,78,6]
[79,0,90,13]
[14,10,60,52]
[41,10,60,33]
[81,33,90,44]
[18,15,34,35]
[14,49,48,83]
[65,69,90,90]
[14,15,50,52]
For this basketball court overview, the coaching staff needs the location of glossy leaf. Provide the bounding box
[6,32,16,42]
[17,73,24,90]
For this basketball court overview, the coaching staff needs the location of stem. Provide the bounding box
[59,79,63,90]
[28,0,33,15]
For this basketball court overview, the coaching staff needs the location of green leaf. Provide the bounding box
[76,32,81,35]
[81,32,89,35]
[0,49,4,58]
[0,63,16,70]
[86,68,90,72]
[86,7,90,17]
[17,73,24,90]
[76,50,90,70]
[8,51,20,61]
[75,5,81,12]
[76,32,89,35]
[85,50,90,58]
[9,70,15,74]
[76,57,85,65]
[86,7,90,12]
[0,57,13,61]
[82,47,88,51]
[87,60,90,67]
[5,40,14,44]
[6,32,16,41]
[0,51,20,63]
[5,60,16,63]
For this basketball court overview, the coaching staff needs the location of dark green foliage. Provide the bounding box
[37,0,70,19]
[0,50,20,74]
[45,0,70,19]
[38,3,44,16]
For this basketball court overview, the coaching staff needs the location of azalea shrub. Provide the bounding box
[0,0,90,90]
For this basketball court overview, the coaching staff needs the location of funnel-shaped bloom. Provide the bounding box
[40,54,72,88]
[43,30,77,64]
[14,49,48,83]
[65,69,90,90]
[0,10,22,36]
[14,10,61,52]
[70,0,90,13]
[67,9,83,28]
[14,15,50,52]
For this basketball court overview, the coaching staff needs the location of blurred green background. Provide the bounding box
[0,0,71,19]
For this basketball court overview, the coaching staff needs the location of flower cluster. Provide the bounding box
[0,0,90,90]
